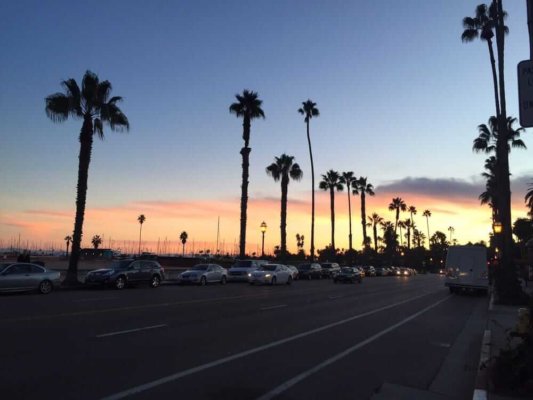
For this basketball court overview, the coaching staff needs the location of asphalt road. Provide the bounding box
[0,274,486,400]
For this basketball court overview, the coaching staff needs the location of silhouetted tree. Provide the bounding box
[388,197,406,238]
[180,231,188,256]
[64,235,72,258]
[473,116,526,154]
[230,90,265,259]
[526,182,533,218]
[422,209,432,247]
[319,170,343,252]
[367,213,383,252]
[266,154,303,261]
[298,100,319,260]
[91,235,102,249]
[137,214,146,255]
[45,71,129,285]
[353,177,375,247]
[340,171,356,251]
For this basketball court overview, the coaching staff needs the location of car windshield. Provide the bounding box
[259,265,277,271]
[192,264,208,271]
[232,260,252,268]
[341,267,353,273]
[322,265,332,269]
[298,264,310,270]
[0,263,10,273]
[110,260,133,270]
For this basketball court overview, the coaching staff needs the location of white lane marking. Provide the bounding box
[74,297,118,302]
[256,295,452,400]
[260,304,287,311]
[99,290,441,400]
[96,324,167,338]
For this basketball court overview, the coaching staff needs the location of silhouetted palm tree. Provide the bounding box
[448,226,455,243]
[422,209,432,246]
[298,100,319,260]
[412,229,426,248]
[91,235,102,249]
[388,197,406,237]
[340,171,356,251]
[180,231,188,256]
[473,116,526,154]
[64,235,72,258]
[319,170,343,252]
[480,156,498,225]
[138,214,146,255]
[525,183,533,218]
[404,219,414,250]
[408,205,417,226]
[353,177,375,247]
[230,90,265,259]
[398,220,406,247]
[266,154,303,261]
[367,213,383,252]
[46,71,129,284]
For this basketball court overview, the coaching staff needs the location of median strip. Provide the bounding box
[96,324,167,338]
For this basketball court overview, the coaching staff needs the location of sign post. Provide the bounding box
[518,59,533,128]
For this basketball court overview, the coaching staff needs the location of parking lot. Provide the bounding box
[0,274,487,400]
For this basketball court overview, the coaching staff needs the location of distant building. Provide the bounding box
[80,248,113,259]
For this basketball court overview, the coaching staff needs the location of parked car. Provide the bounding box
[333,267,362,284]
[248,264,293,285]
[286,265,299,280]
[320,262,341,279]
[227,259,268,282]
[362,266,376,277]
[399,267,412,277]
[85,259,165,289]
[0,262,61,294]
[297,263,322,280]
[177,264,227,285]
[375,267,387,277]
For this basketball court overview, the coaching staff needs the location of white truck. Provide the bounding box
[444,245,489,295]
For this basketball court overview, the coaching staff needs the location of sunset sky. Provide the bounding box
[1,0,532,255]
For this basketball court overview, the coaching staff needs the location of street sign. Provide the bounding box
[518,60,533,127]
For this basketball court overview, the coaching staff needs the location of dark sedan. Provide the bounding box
[0,262,61,294]
[297,263,322,280]
[84,259,165,289]
[333,267,362,284]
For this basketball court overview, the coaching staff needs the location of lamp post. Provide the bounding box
[260,221,267,258]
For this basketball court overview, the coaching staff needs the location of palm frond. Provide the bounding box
[45,93,71,122]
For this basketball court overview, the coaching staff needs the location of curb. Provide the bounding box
[472,328,492,400]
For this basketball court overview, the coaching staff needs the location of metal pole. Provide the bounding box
[528,0,533,59]
[261,232,265,257]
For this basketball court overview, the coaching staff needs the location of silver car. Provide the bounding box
[227,259,268,282]
[177,264,227,285]
[0,262,61,294]
[248,264,293,285]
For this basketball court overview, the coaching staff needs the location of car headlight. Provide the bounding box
[265,274,271,278]
[248,273,252,277]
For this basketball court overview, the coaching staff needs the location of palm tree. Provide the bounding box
[408,205,417,226]
[230,90,265,259]
[353,177,375,247]
[525,182,533,218]
[422,209,432,246]
[266,154,303,261]
[398,220,406,246]
[462,2,506,119]
[91,235,102,249]
[448,226,455,243]
[298,100,319,260]
[388,197,406,237]
[473,116,526,154]
[138,214,146,255]
[340,171,356,251]
[319,170,343,252]
[64,235,72,258]
[412,229,426,248]
[45,71,129,285]
[404,219,414,250]
[480,156,499,225]
[180,231,188,256]
[367,213,383,252]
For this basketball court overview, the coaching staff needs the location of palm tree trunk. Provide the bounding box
[487,39,501,118]
[347,184,353,251]
[138,224,143,255]
[373,224,378,252]
[407,227,411,250]
[306,120,315,261]
[426,217,430,247]
[239,116,251,259]
[280,175,289,262]
[67,116,93,285]
[394,209,399,236]
[182,243,185,257]
[360,192,367,246]
[330,188,335,251]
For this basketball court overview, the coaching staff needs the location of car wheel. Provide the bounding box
[220,276,227,285]
[39,280,53,294]
[200,276,207,286]
[270,276,277,286]
[287,276,292,285]
[150,275,161,288]
[307,275,312,281]
[449,287,455,294]
[115,276,126,290]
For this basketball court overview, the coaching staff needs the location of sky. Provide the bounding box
[0,0,532,255]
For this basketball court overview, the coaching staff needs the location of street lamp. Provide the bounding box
[493,221,503,234]
[260,221,267,257]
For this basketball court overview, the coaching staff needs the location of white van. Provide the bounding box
[445,246,488,295]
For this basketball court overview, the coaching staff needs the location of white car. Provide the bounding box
[177,264,227,285]
[248,264,293,285]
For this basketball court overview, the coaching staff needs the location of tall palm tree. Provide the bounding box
[367,213,383,252]
[422,209,432,247]
[45,71,129,285]
[180,231,188,256]
[462,2,506,118]
[353,177,375,247]
[448,226,455,243]
[298,100,319,260]
[319,170,343,252]
[412,229,426,248]
[480,156,499,225]
[340,171,356,251]
[404,219,414,250]
[137,214,146,255]
[525,182,533,218]
[91,234,102,249]
[473,116,526,154]
[398,220,406,247]
[230,90,265,259]
[408,205,417,226]
[388,197,406,237]
[64,235,72,258]
[266,154,303,261]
